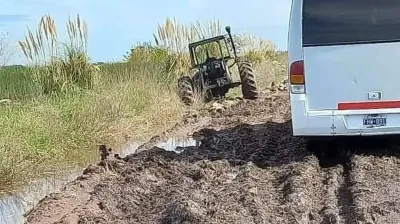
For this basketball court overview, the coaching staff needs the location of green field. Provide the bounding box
[0,15,287,193]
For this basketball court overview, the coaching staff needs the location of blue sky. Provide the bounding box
[0,0,291,65]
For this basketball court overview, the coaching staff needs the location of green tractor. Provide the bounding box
[177,26,259,105]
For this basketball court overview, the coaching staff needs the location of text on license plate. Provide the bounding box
[363,115,387,127]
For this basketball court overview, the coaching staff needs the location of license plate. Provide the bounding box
[363,115,387,127]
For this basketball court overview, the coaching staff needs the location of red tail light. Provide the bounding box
[290,60,305,85]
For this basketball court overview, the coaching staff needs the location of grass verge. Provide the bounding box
[0,63,183,193]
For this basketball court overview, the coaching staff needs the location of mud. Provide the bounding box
[24,91,400,224]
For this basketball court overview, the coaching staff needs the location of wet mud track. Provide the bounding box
[25,92,400,224]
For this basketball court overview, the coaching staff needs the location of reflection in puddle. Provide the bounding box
[121,137,200,155]
[0,137,200,224]
[0,170,80,224]
[155,137,200,153]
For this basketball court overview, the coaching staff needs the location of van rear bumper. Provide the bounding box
[290,95,400,136]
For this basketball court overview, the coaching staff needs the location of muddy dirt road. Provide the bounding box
[25,92,400,224]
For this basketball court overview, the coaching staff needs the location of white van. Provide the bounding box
[288,0,400,136]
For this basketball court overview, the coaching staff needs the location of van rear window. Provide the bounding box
[302,0,400,46]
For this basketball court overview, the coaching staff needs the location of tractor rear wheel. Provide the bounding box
[178,76,195,105]
[239,61,258,99]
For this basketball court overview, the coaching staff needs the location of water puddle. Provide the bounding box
[121,137,200,155]
[155,137,200,153]
[0,136,200,224]
[0,170,80,224]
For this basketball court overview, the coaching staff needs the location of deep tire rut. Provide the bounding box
[321,167,341,224]
[320,163,357,224]
[338,164,357,224]
[282,157,325,223]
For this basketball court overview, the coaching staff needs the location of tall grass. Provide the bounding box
[234,33,278,65]
[0,66,39,100]
[151,18,226,77]
[0,16,287,194]
[154,17,223,52]
[18,14,99,94]
[150,17,282,78]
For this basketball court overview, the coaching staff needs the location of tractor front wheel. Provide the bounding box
[239,61,259,99]
[178,76,195,105]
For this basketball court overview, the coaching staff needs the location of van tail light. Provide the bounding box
[289,60,305,94]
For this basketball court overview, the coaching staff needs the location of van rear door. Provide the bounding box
[302,0,400,111]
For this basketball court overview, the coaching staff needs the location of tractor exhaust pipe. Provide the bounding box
[225,26,238,62]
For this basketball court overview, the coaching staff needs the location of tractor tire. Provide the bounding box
[178,76,195,105]
[239,61,259,99]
